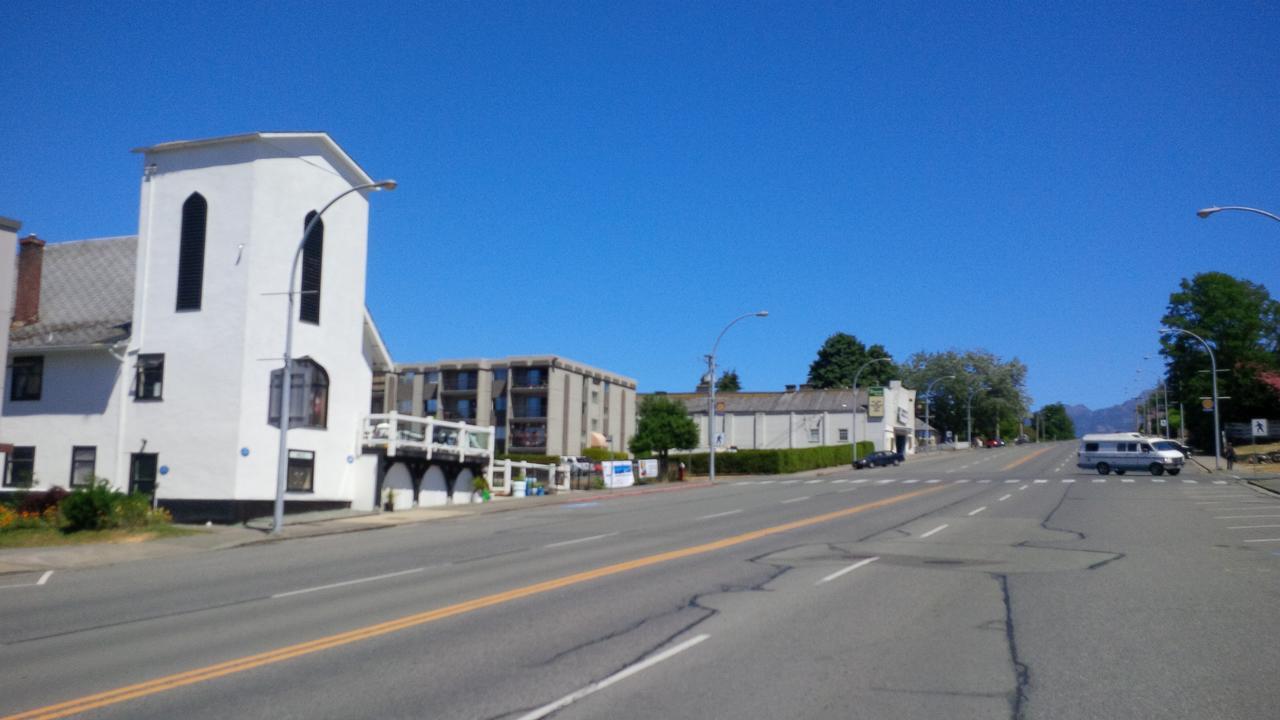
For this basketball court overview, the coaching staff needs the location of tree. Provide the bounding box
[716,370,742,393]
[1160,272,1280,447]
[1038,403,1076,440]
[807,333,895,389]
[629,396,699,472]
[898,349,1030,441]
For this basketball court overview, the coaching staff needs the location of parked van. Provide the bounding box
[1076,433,1185,476]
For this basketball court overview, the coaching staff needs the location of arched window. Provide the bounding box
[268,358,329,429]
[300,211,323,324]
[176,193,207,311]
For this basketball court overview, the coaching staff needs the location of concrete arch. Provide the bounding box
[384,463,415,510]
[453,467,475,504]
[419,465,449,507]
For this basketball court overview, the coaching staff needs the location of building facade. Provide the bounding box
[655,380,918,455]
[2,133,389,521]
[379,356,637,457]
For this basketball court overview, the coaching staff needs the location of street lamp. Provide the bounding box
[850,357,893,465]
[922,375,956,452]
[706,311,768,484]
[274,179,397,534]
[1160,327,1221,470]
[1196,205,1280,223]
[966,383,987,446]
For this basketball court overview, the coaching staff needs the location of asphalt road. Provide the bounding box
[2,442,1278,719]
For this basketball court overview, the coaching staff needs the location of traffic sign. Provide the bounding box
[1202,398,1214,412]
[1252,419,1268,437]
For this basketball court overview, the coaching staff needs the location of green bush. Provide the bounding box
[854,441,875,461]
[674,445,864,476]
[583,447,629,461]
[60,479,117,532]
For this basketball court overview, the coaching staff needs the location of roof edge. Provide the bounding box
[131,132,374,186]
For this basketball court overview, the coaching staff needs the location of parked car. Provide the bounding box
[854,450,904,469]
[559,456,594,473]
[985,438,1006,448]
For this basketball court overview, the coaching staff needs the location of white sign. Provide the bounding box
[1159,418,1167,427]
[1252,418,1268,437]
[637,459,659,479]
[602,461,635,488]
[714,432,725,448]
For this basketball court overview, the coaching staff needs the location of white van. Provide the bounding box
[1076,433,1185,476]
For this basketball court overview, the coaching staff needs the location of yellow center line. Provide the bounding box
[4,485,948,720]
[1002,446,1053,471]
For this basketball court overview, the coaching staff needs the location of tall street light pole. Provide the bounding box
[1197,205,1280,224]
[922,374,956,452]
[706,311,768,485]
[1160,327,1221,470]
[966,384,987,446]
[850,357,893,464]
[274,179,397,534]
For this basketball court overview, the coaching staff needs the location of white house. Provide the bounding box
[3,133,393,522]
[654,380,918,455]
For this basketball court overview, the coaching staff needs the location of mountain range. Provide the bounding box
[1065,398,1140,436]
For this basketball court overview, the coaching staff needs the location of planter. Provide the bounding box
[512,480,527,497]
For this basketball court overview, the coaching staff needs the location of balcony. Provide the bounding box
[361,413,494,461]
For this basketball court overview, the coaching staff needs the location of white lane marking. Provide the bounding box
[1214,514,1280,520]
[516,634,710,720]
[838,488,857,493]
[544,532,620,549]
[920,524,949,539]
[782,496,810,504]
[876,479,897,485]
[1062,478,1076,483]
[1227,524,1280,530]
[817,556,880,585]
[781,480,800,485]
[697,509,743,521]
[1093,478,1107,483]
[832,479,850,484]
[977,479,991,484]
[1004,479,1020,484]
[37,570,53,586]
[925,479,942,484]
[1018,485,1029,491]
[998,494,1012,501]
[1151,478,1166,483]
[805,479,824,484]
[968,506,987,516]
[1182,479,1198,484]
[0,570,55,590]
[758,480,777,485]
[851,479,869,484]
[903,479,920,484]
[956,479,971,484]
[1243,538,1280,543]
[1033,479,1048,484]
[1213,480,1228,485]
[1213,507,1275,512]
[1121,478,1135,483]
[272,567,427,599]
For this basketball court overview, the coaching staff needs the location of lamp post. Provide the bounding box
[922,375,956,452]
[273,179,397,534]
[850,357,893,464]
[1160,327,1221,470]
[966,384,987,446]
[1197,205,1280,224]
[706,311,768,484]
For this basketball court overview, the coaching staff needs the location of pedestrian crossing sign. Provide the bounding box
[1252,419,1268,436]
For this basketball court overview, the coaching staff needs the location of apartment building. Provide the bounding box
[378,356,636,456]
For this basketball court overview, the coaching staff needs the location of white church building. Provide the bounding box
[2,133,397,522]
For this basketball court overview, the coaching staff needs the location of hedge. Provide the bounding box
[675,443,874,475]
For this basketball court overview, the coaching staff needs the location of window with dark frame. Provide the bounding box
[268,359,329,429]
[10,356,43,401]
[70,446,97,487]
[176,193,208,311]
[286,450,315,492]
[5,447,35,487]
[839,429,849,442]
[135,354,165,400]
[300,211,323,324]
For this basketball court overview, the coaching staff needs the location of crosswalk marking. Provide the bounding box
[1033,479,1048,484]
[925,479,942,484]
[1093,478,1106,483]
[956,479,971,483]
[832,479,849,484]
[1062,478,1075,483]
[1152,478,1165,483]
[1121,478,1135,483]
[903,479,920,484]
[876,479,897,485]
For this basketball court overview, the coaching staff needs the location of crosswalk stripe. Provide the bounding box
[1182,479,1198,484]
[1212,480,1227,485]
[1121,478,1134,483]
[1063,478,1076,483]
[1093,478,1106,483]
[925,479,942,484]
[805,479,824,484]
[851,479,869,484]
[832,479,849,484]
[1152,478,1165,483]
[956,479,971,483]
[1004,479,1020,484]
[1033,479,1048,484]
[903,479,920,484]
[876,479,897,485]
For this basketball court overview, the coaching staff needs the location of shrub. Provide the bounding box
[583,447,629,461]
[675,445,862,476]
[114,493,154,528]
[18,486,69,515]
[60,479,118,532]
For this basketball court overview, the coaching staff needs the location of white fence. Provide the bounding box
[490,459,569,496]
[360,413,495,462]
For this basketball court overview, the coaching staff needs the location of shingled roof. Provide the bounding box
[652,389,868,414]
[10,236,137,350]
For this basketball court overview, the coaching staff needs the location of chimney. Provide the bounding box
[784,384,797,393]
[13,234,44,326]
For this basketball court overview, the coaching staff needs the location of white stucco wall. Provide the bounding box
[2,350,128,490]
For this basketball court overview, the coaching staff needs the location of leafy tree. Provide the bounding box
[716,370,742,393]
[807,333,895,389]
[1038,403,1076,440]
[1160,272,1280,447]
[898,349,1029,442]
[629,396,699,472]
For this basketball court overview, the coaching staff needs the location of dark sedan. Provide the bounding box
[854,450,904,469]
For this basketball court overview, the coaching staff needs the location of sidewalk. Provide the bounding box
[0,481,712,576]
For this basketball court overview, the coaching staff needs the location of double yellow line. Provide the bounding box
[5,485,946,720]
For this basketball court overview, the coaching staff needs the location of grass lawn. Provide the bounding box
[0,524,202,549]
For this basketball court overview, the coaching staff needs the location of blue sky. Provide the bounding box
[3,2,1277,410]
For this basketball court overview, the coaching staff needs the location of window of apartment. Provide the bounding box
[70,446,97,487]
[134,354,165,400]
[838,429,849,442]
[809,428,820,443]
[268,359,329,429]
[425,398,438,415]
[176,193,208,311]
[300,211,324,324]
[4,447,35,487]
[286,450,315,492]
[9,356,43,401]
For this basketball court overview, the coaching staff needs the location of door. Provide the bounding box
[129,453,158,496]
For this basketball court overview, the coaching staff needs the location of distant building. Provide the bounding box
[650,380,918,454]
[378,356,636,456]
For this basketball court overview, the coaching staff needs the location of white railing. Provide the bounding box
[490,459,569,496]
[360,413,496,465]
